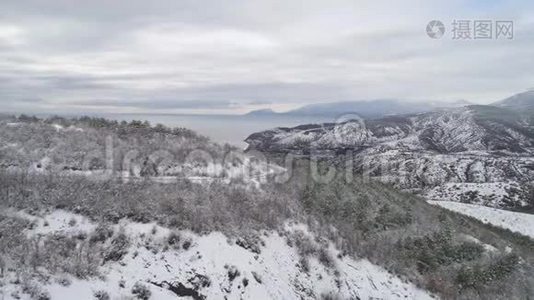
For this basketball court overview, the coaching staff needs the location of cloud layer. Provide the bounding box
[1,0,533,114]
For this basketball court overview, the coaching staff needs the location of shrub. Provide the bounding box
[235,235,262,254]
[375,204,413,229]
[188,274,211,289]
[399,231,485,273]
[37,291,51,300]
[287,231,336,270]
[39,234,100,278]
[89,223,114,244]
[104,232,129,263]
[456,254,520,289]
[225,265,240,281]
[56,277,71,287]
[93,290,110,300]
[321,292,341,300]
[182,240,192,250]
[318,247,335,269]
[299,257,310,273]
[251,271,262,284]
[21,280,49,300]
[449,242,485,262]
[132,282,151,300]
[166,232,181,249]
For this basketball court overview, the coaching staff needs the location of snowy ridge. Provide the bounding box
[0,120,283,189]
[0,211,433,300]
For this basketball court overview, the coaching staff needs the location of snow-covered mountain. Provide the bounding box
[246,105,534,209]
[493,90,534,111]
[245,99,472,119]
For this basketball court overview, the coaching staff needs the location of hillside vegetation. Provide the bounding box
[0,116,534,299]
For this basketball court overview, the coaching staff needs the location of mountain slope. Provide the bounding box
[0,210,433,300]
[246,105,534,208]
[287,99,433,118]
[246,105,534,153]
[244,99,472,119]
[493,90,534,111]
[2,115,534,299]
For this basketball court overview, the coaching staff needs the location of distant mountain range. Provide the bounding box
[246,99,472,118]
[246,91,534,210]
[493,90,534,111]
[245,90,534,120]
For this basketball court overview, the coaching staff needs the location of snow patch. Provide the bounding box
[429,200,534,239]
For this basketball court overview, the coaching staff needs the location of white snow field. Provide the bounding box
[429,201,534,239]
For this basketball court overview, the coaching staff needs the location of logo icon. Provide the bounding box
[426,20,445,39]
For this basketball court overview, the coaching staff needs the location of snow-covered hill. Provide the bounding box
[0,210,433,300]
[2,114,534,299]
[0,117,284,189]
[246,105,534,209]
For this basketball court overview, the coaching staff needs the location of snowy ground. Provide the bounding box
[429,201,534,239]
[424,182,525,208]
[0,211,434,300]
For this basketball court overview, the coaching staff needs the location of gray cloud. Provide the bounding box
[71,99,237,110]
[0,0,533,114]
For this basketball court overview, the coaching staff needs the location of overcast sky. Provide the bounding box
[0,0,533,114]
